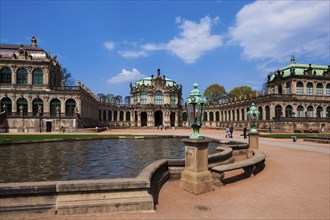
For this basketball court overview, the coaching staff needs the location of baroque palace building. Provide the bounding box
[0,37,329,133]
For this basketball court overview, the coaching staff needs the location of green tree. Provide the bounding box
[227,86,255,100]
[62,68,75,86]
[203,84,227,104]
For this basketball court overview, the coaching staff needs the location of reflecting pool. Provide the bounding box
[0,138,220,183]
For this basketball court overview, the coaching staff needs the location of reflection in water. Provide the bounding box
[0,138,219,183]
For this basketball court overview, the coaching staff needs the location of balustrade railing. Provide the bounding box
[5,112,78,118]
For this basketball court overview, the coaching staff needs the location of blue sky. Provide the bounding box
[1,0,329,99]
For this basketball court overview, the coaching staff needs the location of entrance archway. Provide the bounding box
[154,110,163,127]
[141,112,147,127]
[170,112,175,127]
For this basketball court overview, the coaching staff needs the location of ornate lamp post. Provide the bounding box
[247,103,260,154]
[185,83,207,139]
[247,103,260,133]
[180,83,214,194]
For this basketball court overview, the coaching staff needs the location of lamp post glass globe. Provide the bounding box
[185,83,207,139]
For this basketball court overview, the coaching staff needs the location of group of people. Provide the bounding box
[225,125,248,139]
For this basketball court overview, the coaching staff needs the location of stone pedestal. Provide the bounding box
[180,138,214,194]
[248,132,260,157]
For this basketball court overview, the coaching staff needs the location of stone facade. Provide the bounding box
[1,38,329,133]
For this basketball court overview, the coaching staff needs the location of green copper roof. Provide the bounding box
[134,76,178,87]
[268,56,328,82]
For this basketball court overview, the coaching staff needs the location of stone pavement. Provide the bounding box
[49,128,330,219]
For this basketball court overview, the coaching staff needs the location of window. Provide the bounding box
[210,112,214,121]
[278,85,282,94]
[286,82,291,94]
[306,83,313,95]
[306,106,313,117]
[296,82,303,95]
[258,106,262,120]
[126,112,130,121]
[65,99,76,116]
[216,111,220,121]
[17,68,28,85]
[285,105,292,117]
[170,93,176,106]
[326,107,330,118]
[316,106,323,118]
[154,90,163,105]
[241,109,245,121]
[182,112,187,121]
[32,68,43,85]
[1,67,12,84]
[297,106,304,117]
[134,94,138,105]
[120,111,124,121]
[316,83,323,96]
[265,106,270,120]
[326,84,330,96]
[32,98,43,116]
[0,97,12,112]
[50,99,61,116]
[275,105,282,119]
[140,91,147,104]
[17,98,28,113]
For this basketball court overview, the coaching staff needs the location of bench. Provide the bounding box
[210,150,266,186]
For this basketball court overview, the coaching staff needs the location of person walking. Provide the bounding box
[243,126,247,139]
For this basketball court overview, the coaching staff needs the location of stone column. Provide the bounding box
[180,138,214,195]
[248,132,260,157]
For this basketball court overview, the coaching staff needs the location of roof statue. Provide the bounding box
[31,36,37,47]
[290,55,296,64]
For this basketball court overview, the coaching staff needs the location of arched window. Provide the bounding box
[154,90,163,105]
[17,68,28,85]
[140,91,147,104]
[316,83,323,96]
[275,105,282,119]
[32,98,43,116]
[209,112,214,121]
[326,106,330,118]
[236,109,240,121]
[50,99,61,116]
[326,84,330,96]
[306,83,313,95]
[203,112,207,121]
[278,85,282,94]
[1,67,12,84]
[265,106,270,120]
[286,82,291,94]
[103,110,106,120]
[182,112,187,121]
[258,106,263,120]
[306,106,313,117]
[297,105,304,117]
[114,111,118,121]
[120,111,124,121]
[17,97,28,113]
[285,105,292,117]
[296,82,303,95]
[216,111,220,121]
[170,93,176,106]
[126,111,130,121]
[108,111,112,121]
[316,106,323,118]
[0,97,12,112]
[32,68,43,85]
[241,109,245,121]
[65,99,76,116]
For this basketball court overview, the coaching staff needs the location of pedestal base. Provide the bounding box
[180,170,214,195]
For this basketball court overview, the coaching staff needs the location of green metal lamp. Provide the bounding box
[247,103,260,133]
[185,83,207,139]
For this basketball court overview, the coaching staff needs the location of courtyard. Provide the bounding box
[47,128,330,220]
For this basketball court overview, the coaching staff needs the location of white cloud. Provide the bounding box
[117,16,223,63]
[228,1,330,62]
[166,16,223,63]
[107,68,146,84]
[104,41,115,51]
[119,50,149,58]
